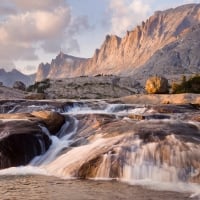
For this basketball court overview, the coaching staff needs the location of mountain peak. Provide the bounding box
[35,3,200,81]
[57,51,66,59]
[0,68,34,87]
[11,68,21,74]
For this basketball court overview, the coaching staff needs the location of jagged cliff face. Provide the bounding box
[36,53,88,82]
[36,63,51,82]
[36,4,200,81]
[84,4,200,75]
[134,24,200,79]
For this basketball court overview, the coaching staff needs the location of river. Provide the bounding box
[0,100,199,199]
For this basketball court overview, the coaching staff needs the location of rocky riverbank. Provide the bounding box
[0,83,200,106]
[0,85,26,99]
[120,93,200,105]
[0,109,65,169]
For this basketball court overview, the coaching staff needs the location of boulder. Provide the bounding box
[13,81,26,91]
[145,76,169,94]
[31,111,65,135]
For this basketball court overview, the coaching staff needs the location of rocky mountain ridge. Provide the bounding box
[36,53,87,81]
[0,68,35,87]
[35,3,200,82]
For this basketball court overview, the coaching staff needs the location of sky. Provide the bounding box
[0,0,199,74]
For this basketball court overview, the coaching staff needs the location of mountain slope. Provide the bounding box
[133,24,200,80]
[83,3,200,75]
[36,3,200,81]
[0,69,35,87]
[36,52,88,82]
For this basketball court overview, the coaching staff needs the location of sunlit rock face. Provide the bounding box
[36,4,200,81]
[36,53,87,82]
[32,111,65,135]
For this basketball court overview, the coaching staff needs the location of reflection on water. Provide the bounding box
[0,175,197,200]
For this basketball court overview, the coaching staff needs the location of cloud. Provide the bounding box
[10,0,66,11]
[0,60,15,72]
[17,65,37,74]
[0,4,16,16]
[0,0,91,71]
[108,0,152,35]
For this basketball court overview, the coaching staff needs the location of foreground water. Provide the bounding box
[0,175,198,200]
[0,100,200,199]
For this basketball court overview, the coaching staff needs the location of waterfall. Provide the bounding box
[96,152,112,179]
[31,117,79,166]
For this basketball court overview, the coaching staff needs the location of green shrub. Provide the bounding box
[27,79,51,93]
[171,74,200,94]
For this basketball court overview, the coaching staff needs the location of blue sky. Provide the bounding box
[0,0,199,74]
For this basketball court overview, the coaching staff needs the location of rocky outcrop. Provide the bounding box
[145,76,169,94]
[35,4,200,82]
[0,85,26,100]
[13,81,26,91]
[32,111,65,135]
[0,115,51,169]
[0,110,65,169]
[44,76,142,99]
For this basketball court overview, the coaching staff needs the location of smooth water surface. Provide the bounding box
[0,175,197,200]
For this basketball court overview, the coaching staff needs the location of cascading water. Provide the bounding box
[31,116,79,166]
[0,101,200,198]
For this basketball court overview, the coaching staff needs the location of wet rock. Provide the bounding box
[145,76,169,94]
[31,111,65,135]
[0,111,65,169]
[0,100,68,114]
[78,156,103,178]
[0,118,51,169]
[191,115,200,122]
[13,81,26,91]
[152,104,199,114]
[145,114,171,120]
[128,114,145,120]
